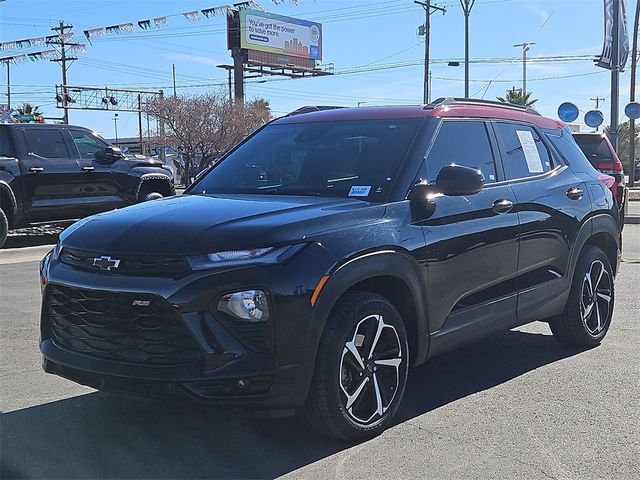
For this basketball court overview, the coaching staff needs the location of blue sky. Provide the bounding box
[1,0,637,138]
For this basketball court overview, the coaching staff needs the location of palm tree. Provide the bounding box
[16,102,42,115]
[497,87,538,107]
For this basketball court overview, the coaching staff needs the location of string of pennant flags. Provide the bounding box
[0,44,86,64]
[0,1,264,51]
[82,1,263,44]
[0,1,267,64]
[0,33,76,51]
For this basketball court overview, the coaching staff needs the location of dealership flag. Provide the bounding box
[597,0,630,70]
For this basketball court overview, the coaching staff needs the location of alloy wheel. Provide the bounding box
[580,260,612,336]
[339,314,403,426]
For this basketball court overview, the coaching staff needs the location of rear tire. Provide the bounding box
[140,192,163,202]
[300,291,409,440]
[0,208,8,249]
[550,246,614,347]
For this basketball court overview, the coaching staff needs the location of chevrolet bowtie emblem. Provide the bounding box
[92,255,121,271]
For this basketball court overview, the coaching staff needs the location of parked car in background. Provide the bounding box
[572,132,626,228]
[40,98,620,440]
[0,123,175,248]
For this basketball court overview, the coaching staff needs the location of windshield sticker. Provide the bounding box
[516,130,544,173]
[349,185,371,197]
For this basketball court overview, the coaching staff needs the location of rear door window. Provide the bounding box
[0,127,15,157]
[23,129,69,159]
[426,120,498,183]
[494,123,553,180]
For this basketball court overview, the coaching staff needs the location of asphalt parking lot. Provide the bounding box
[1,226,639,479]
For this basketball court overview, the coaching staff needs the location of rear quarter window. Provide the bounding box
[545,128,597,174]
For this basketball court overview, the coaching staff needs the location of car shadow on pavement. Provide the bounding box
[1,329,584,480]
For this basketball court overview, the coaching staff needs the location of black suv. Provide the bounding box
[39,99,619,439]
[0,123,174,247]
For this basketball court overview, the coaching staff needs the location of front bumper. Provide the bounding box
[39,243,336,408]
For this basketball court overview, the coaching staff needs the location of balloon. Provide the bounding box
[584,110,605,128]
[558,102,579,123]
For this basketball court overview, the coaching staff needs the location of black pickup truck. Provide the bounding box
[0,123,175,247]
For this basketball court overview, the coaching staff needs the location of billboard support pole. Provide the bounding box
[232,48,245,104]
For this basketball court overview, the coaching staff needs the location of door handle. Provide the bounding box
[492,199,514,214]
[82,166,95,172]
[566,186,583,200]
[29,167,44,173]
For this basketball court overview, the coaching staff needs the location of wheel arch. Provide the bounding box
[308,249,429,368]
[570,214,620,279]
[0,181,17,227]
[135,174,175,201]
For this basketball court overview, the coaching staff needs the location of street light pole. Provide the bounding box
[628,0,639,187]
[415,1,446,104]
[216,64,234,102]
[460,0,476,98]
[514,42,535,97]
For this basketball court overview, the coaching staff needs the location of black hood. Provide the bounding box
[60,194,385,255]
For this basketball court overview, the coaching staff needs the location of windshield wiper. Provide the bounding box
[258,186,338,197]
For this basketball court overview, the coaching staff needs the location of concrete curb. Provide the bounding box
[0,245,53,265]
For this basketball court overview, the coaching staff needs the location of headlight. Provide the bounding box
[217,290,269,322]
[187,246,299,270]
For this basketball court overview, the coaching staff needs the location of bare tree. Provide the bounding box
[145,91,270,185]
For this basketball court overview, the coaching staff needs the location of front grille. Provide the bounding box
[59,248,190,277]
[45,284,203,366]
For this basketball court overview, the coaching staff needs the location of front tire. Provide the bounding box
[0,208,8,249]
[301,291,409,440]
[550,246,614,347]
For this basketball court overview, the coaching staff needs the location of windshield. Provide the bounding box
[190,118,423,202]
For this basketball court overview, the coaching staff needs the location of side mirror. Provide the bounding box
[435,165,484,196]
[95,146,123,164]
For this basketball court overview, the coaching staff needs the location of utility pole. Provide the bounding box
[48,21,78,124]
[460,0,476,98]
[628,0,639,187]
[610,0,621,152]
[138,94,143,154]
[591,96,606,109]
[158,89,166,161]
[172,64,177,97]
[514,42,535,97]
[415,0,446,104]
[113,113,119,145]
[5,61,9,108]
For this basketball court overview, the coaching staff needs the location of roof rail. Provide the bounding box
[285,105,345,117]
[425,97,540,116]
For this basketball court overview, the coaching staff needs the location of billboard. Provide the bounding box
[239,9,322,61]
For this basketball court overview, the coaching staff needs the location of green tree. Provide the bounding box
[16,103,42,115]
[605,120,639,170]
[497,87,538,107]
